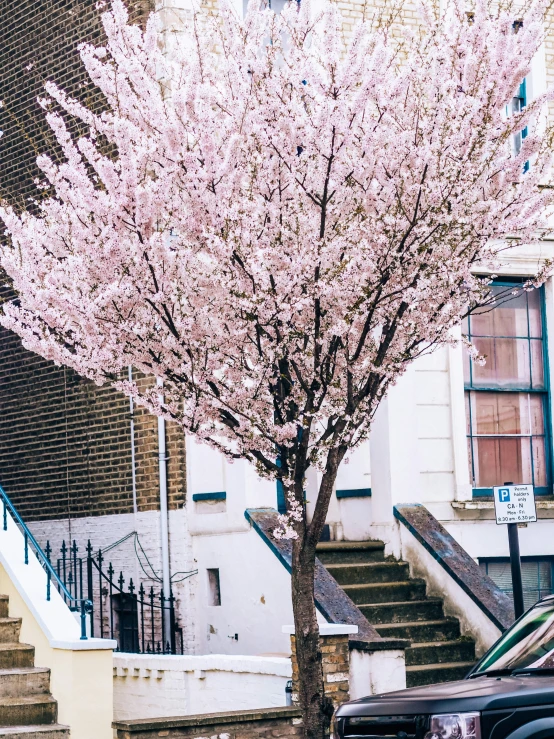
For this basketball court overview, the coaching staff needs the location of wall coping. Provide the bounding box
[282,624,358,636]
[112,706,302,733]
[245,508,408,651]
[113,652,292,677]
[394,503,514,631]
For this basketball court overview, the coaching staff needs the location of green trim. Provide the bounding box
[192,492,226,502]
[336,488,372,499]
[472,486,550,498]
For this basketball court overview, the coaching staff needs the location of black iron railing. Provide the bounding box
[43,537,183,654]
[0,485,91,640]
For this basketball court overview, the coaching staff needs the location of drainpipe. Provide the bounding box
[129,367,138,519]
[157,378,172,641]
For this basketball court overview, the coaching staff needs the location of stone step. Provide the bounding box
[0,726,69,738]
[405,640,476,666]
[326,561,410,586]
[0,599,9,621]
[0,696,57,727]
[342,580,427,605]
[316,541,385,565]
[0,622,22,646]
[0,670,51,699]
[360,599,445,625]
[0,647,35,672]
[376,619,461,643]
[406,661,476,688]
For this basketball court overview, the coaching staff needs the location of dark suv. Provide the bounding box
[333,595,554,739]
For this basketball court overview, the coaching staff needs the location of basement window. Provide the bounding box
[207,568,221,606]
[479,557,554,611]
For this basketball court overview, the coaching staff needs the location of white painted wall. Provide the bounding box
[112,653,291,720]
[349,649,405,699]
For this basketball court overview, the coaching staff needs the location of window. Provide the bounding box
[207,568,221,606]
[480,557,554,610]
[464,283,551,496]
[512,79,527,157]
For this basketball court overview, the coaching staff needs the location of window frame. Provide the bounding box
[464,279,552,497]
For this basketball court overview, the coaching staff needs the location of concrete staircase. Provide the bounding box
[0,595,68,738]
[317,540,476,687]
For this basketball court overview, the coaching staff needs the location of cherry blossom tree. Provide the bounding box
[1,0,554,735]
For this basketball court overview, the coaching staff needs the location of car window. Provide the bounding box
[474,601,554,674]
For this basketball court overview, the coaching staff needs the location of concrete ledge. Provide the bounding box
[349,637,409,652]
[112,706,302,733]
[394,503,513,631]
[282,624,358,636]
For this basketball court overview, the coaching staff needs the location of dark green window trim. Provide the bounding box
[192,492,226,502]
[336,488,372,499]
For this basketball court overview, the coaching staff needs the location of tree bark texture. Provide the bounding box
[289,448,345,739]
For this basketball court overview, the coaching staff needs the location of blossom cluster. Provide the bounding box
[1,0,553,489]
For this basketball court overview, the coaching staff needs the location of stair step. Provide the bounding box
[0,598,9,621]
[406,640,476,666]
[0,727,69,738]
[342,580,426,605]
[0,670,51,699]
[0,647,35,671]
[0,696,57,727]
[316,541,385,565]
[376,619,461,642]
[406,661,476,687]
[0,622,22,646]
[360,599,444,625]
[326,561,410,586]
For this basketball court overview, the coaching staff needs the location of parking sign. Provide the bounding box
[493,484,536,525]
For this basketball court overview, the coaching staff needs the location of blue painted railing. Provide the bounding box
[0,485,91,639]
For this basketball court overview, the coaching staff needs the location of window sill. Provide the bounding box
[453,496,554,511]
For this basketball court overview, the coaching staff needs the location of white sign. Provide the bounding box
[493,485,537,525]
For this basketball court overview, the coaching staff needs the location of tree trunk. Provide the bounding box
[289,448,345,739]
[291,535,333,739]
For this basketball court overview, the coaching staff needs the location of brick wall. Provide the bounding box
[113,707,303,739]
[290,633,350,709]
[0,0,152,210]
[0,319,185,520]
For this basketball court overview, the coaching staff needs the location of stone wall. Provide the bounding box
[112,707,303,739]
[290,634,350,709]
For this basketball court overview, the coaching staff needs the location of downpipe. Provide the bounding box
[157,378,172,644]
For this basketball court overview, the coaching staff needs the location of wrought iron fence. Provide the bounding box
[46,538,183,654]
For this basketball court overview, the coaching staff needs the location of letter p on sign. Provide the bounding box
[499,488,511,502]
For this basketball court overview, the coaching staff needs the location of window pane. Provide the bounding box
[471,288,528,337]
[465,392,471,435]
[528,289,543,338]
[531,340,545,389]
[532,437,548,487]
[472,436,533,487]
[472,337,530,387]
[471,392,530,435]
[530,394,545,435]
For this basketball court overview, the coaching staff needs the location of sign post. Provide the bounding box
[493,482,536,620]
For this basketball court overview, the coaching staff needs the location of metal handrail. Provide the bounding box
[0,484,91,640]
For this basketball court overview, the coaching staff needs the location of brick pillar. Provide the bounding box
[288,625,356,709]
